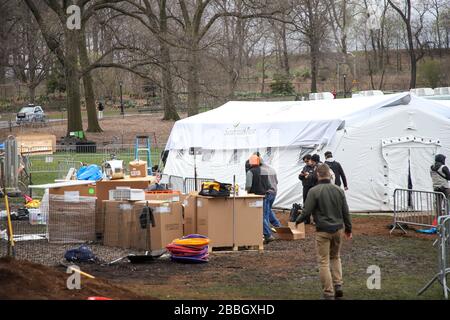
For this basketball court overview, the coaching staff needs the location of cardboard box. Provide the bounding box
[103,200,183,251]
[95,177,155,236]
[233,196,264,247]
[129,160,148,178]
[49,184,96,197]
[181,193,198,235]
[196,194,264,248]
[275,222,305,240]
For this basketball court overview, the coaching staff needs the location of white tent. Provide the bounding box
[163,93,450,211]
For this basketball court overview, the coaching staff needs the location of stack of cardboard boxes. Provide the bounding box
[103,199,183,251]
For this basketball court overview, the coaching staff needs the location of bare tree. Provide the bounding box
[291,0,329,93]
[388,0,429,89]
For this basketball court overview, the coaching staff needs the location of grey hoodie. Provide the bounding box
[431,154,450,189]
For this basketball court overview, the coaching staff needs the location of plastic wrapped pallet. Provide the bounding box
[48,194,96,243]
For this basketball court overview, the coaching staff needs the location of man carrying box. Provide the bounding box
[295,164,352,300]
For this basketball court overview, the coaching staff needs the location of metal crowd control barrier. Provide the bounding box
[168,175,184,193]
[418,215,450,299]
[391,189,448,234]
[184,177,214,194]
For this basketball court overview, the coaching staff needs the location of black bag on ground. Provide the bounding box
[64,245,97,263]
[198,181,232,197]
[289,203,302,222]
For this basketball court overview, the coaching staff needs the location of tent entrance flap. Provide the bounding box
[382,138,440,209]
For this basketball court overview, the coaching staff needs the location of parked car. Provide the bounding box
[16,104,47,124]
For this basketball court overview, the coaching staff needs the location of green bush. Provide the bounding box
[270,73,295,95]
[418,59,442,88]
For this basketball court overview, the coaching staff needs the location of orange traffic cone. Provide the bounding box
[432,217,438,227]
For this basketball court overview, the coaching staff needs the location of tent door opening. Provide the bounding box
[383,141,439,209]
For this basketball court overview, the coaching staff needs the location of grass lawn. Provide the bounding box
[81,218,446,300]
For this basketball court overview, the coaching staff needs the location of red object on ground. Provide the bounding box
[87,296,113,300]
[432,217,438,226]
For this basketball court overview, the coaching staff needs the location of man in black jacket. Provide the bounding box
[296,164,352,300]
[299,154,317,224]
[324,151,348,190]
[245,154,274,243]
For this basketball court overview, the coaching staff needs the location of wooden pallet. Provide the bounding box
[208,244,263,253]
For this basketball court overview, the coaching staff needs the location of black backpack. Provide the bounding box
[289,203,302,222]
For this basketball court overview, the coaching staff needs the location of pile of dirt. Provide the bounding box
[0,257,155,300]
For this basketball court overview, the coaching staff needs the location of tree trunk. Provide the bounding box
[160,40,179,121]
[406,21,417,89]
[159,3,179,121]
[281,22,290,76]
[78,30,102,132]
[261,45,266,95]
[187,41,200,116]
[28,85,36,103]
[64,28,83,134]
[310,44,318,93]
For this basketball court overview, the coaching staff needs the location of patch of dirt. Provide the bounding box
[0,113,185,146]
[275,212,438,240]
[0,256,155,300]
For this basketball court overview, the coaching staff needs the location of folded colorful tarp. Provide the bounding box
[166,234,210,263]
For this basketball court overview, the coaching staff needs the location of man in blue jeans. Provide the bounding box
[261,162,281,232]
[245,154,276,243]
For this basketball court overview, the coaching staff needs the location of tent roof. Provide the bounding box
[165,92,449,150]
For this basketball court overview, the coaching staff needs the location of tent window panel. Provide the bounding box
[201,150,215,162]
[228,149,239,164]
[176,150,185,159]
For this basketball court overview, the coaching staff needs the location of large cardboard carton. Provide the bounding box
[196,196,233,247]
[129,160,148,178]
[103,200,183,251]
[275,222,305,240]
[95,176,155,236]
[233,196,264,247]
[181,193,198,235]
[195,194,264,248]
[49,184,96,197]
[144,192,182,202]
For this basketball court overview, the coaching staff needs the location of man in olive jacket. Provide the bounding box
[295,164,352,300]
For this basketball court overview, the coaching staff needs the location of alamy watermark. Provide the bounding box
[366,265,381,290]
[66,265,81,290]
[66,5,81,30]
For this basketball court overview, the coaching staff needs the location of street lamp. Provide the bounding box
[119,81,124,117]
[343,74,347,98]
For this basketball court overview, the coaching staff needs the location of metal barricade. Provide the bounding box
[168,175,184,193]
[418,215,450,299]
[391,189,448,234]
[184,177,214,194]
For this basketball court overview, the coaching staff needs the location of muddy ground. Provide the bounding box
[68,215,444,300]
[0,256,153,300]
[0,215,444,300]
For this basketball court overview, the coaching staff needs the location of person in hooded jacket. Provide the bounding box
[430,154,450,214]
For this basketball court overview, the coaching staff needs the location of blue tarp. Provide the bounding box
[76,165,102,181]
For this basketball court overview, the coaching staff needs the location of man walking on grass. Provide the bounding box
[295,164,352,300]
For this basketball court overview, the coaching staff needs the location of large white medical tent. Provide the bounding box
[163,93,450,211]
